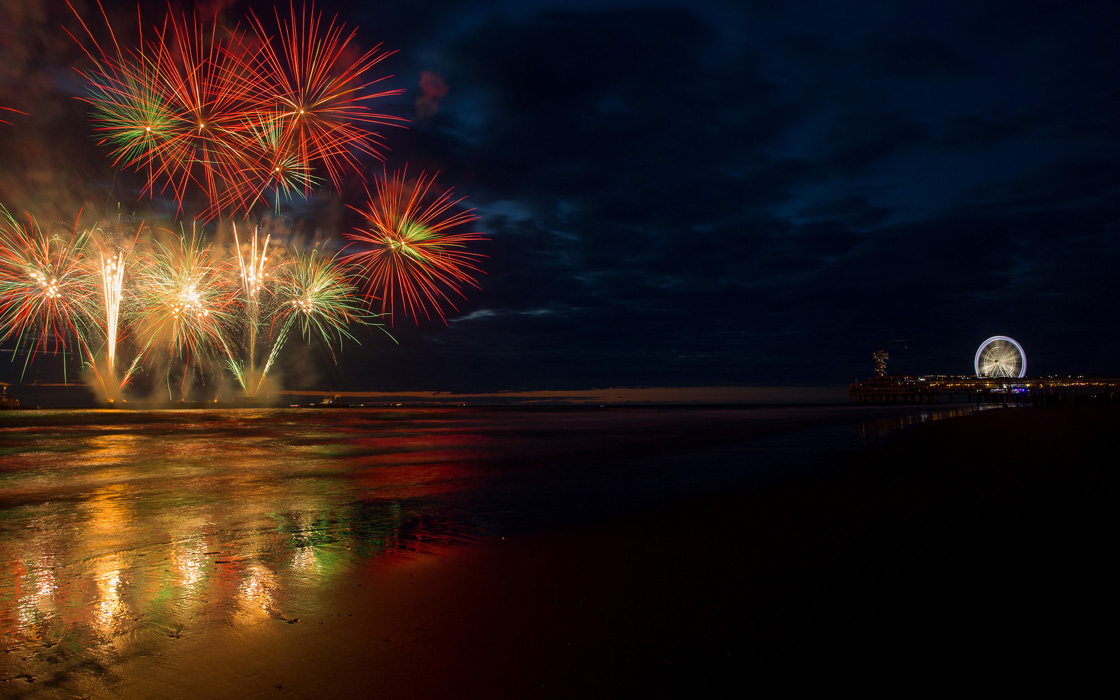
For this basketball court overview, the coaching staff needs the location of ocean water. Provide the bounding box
[0,404,978,691]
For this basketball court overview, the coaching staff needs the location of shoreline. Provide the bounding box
[82,406,1113,697]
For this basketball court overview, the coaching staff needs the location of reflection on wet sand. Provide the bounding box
[856,404,982,441]
[1,410,488,691]
[0,405,973,693]
[1,497,430,688]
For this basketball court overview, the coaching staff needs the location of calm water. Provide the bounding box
[0,404,978,691]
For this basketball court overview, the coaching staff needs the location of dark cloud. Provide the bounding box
[799,195,891,228]
[862,37,971,78]
[960,158,1120,211]
[816,109,930,173]
[938,115,1021,150]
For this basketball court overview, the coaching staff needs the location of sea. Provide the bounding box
[0,403,982,691]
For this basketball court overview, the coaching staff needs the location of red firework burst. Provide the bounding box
[144,10,263,214]
[0,208,95,375]
[344,169,486,323]
[249,1,405,191]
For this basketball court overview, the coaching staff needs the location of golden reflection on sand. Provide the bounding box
[84,432,143,469]
[237,562,278,619]
[0,491,422,673]
[14,553,58,636]
[172,537,208,590]
[92,554,129,641]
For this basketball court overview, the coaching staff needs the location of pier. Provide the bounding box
[849,375,1120,406]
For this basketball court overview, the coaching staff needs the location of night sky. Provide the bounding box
[1,0,1118,399]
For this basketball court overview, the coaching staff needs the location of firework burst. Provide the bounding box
[275,248,371,346]
[147,11,263,215]
[5,3,483,402]
[250,1,405,191]
[216,111,324,215]
[0,208,94,379]
[225,223,286,396]
[69,2,404,220]
[133,230,235,361]
[69,15,176,190]
[344,169,486,323]
[70,1,265,218]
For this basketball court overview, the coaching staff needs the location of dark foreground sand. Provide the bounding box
[108,407,1112,698]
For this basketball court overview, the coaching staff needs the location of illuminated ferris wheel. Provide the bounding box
[974,336,1027,378]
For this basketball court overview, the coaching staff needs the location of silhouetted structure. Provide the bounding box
[849,375,1119,405]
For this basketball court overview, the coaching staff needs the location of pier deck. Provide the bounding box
[849,375,1119,405]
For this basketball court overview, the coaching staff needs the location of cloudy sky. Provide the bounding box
[1,0,1118,397]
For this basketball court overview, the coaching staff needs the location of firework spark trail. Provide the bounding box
[134,232,237,399]
[228,223,283,396]
[67,1,174,198]
[86,225,145,402]
[99,248,125,374]
[0,105,27,124]
[248,248,388,393]
[344,169,486,323]
[82,59,176,188]
[0,208,95,380]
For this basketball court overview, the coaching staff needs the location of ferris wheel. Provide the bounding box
[974,336,1027,378]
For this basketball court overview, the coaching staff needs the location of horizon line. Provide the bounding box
[275,386,851,404]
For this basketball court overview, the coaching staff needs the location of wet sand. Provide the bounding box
[96,406,1112,698]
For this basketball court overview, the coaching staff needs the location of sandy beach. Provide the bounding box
[42,406,1102,698]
